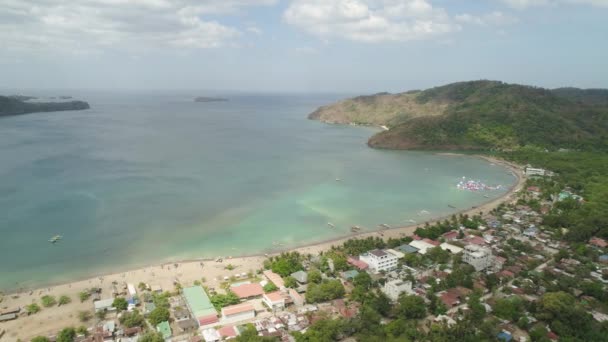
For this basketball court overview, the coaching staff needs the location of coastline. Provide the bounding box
[0,154,525,340]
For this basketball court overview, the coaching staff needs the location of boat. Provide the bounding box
[335,178,341,182]
[448,205,456,209]
[327,222,335,228]
[407,219,416,224]
[48,235,62,243]
[380,223,391,229]
[351,226,362,232]
[483,195,490,198]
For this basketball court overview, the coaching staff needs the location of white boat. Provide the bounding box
[327,222,335,228]
[48,235,62,243]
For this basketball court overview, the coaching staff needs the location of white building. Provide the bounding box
[408,240,436,255]
[381,279,413,302]
[263,292,286,311]
[440,243,463,254]
[463,245,495,272]
[94,298,116,313]
[221,303,255,323]
[359,249,400,273]
[525,166,554,177]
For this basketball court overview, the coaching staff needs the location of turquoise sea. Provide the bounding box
[0,92,516,291]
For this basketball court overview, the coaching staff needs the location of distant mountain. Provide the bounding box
[309,80,608,151]
[194,96,228,102]
[0,96,90,117]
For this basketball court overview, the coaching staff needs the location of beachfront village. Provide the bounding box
[2,165,608,342]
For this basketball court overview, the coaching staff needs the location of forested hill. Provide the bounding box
[310,81,608,151]
[0,96,90,117]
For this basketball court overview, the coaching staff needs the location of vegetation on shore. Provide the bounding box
[0,95,90,117]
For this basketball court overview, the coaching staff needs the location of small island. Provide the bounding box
[194,96,228,103]
[0,95,90,117]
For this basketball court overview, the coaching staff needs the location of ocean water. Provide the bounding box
[0,92,516,291]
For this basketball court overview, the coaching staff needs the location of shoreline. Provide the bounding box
[1,154,523,295]
[0,153,525,341]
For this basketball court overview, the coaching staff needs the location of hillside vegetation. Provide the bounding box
[0,96,90,117]
[310,81,608,151]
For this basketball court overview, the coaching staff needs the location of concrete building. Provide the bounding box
[94,298,116,313]
[221,303,256,323]
[182,286,218,326]
[440,243,463,254]
[408,240,436,255]
[263,291,286,311]
[463,245,495,272]
[359,249,399,273]
[381,279,413,301]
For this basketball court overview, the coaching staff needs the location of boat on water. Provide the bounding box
[335,178,341,182]
[48,235,62,243]
[448,205,456,209]
[483,195,490,198]
[351,226,362,232]
[327,222,335,228]
[380,223,391,229]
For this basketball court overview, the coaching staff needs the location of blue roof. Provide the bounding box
[497,332,512,341]
[599,254,608,261]
[342,270,359,280]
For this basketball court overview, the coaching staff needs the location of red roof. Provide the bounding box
[347,257,369,270]
[423,238,441,246]
[263,270,285,288]
[443,231,459,240]
[498,270,515,278]
[264,291,285,303]
[218,326,238,338]
[222,303,255,316]
[589,237,608,248]
[198,314,219,326]
[231,283,264,299]
[547,331,559,340]
[412,234,422,240]
[527,186,541,192]
[464,236,486,245]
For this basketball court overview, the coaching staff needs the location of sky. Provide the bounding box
[1,0,607,93]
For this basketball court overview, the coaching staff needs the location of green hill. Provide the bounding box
[309,80,608,151]
[0,96,90,117]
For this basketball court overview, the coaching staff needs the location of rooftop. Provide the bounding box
[231,283,264,299]
[369,249,387,257]
[263,270,285,288]
[264,291,285,303]
[222,303,255,316]
[182,286,217,319]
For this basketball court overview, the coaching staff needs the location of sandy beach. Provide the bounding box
[0,155,525,341]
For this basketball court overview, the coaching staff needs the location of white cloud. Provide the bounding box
[0,0,277,53]
[501,0,608,8]
[283,0,457,43]
[455,11,518,26]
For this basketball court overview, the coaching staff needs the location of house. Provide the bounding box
[395,244,419,254]
[524,227,539,238]
[599,255,608,264]
[183,286,218,327]
[291,270,308,284]
[201,328,221,342]
[94,298,115,313]
[340,270,359,281]
[589,237,608,248]
[442,231,459,241]
[156,321,172,339]
[525,166,552,177]
[289,288,305,307]
[0,314,17,322]
[463,236,486,246]
[221,303,256,323]
[359,249,399,273]
[382,279,413,302]
[263,270,285,288]
[263,291,286,311]
[463,245,495,272]
[231,283,264,299]
[150,284,162,293]
[347,257,369,271]
[497,331,513,342]
[218,326,238,340]
[422,238,441,247]
[439,287,472,308]
[440,243,463,254]
[408,240,436,255]
[177,318,198,332]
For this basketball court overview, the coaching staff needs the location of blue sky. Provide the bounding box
[1,0,607,93]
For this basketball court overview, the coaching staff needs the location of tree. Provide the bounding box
[147,307,170,326]
[58,295,71,306]
[466,293,486,323]
[57,328,76,342]
[138,282,147,291]
[235,324,277,342]
[112,297,128,311]
[397,295,426,319]
[26,303,41,314]
[138,331,165,342]
[78,310,92,322]
[263,282,278,293]
[266,252,303,277]
[353,272,372,289]
[307,269,322,284]
[210,291,240,310]
[284,276,298,288]
[96,310,107,320]
[76,326,89,336]
[120,310,145,328]
[41,295,56,307]
[306,280,345,303]
[31,337,50,342]
[78,291,91,302]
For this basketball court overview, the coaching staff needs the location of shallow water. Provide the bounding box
[0,92,516,290]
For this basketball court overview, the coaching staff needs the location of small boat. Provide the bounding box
[407,219,416,224]
[483,195,490,198]
[380,223,391,229]
[48,235,62,243]
[335,178,341,182]
[351,226,362,232]
[327,222,335,228]
[448,205,456,209]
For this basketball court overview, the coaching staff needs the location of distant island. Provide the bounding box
[309,80,608,151]
[194,96,228,102]
[0,95,90,117]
